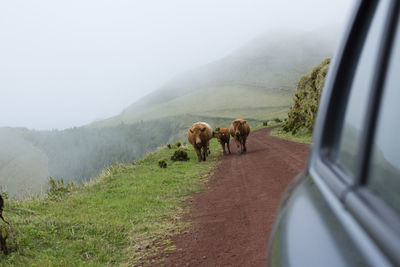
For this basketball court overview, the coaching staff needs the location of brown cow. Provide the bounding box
[216,128,231,154]
[187,122,213,162]
[229,119,250,154]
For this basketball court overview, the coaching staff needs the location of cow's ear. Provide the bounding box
[190,129,194,133]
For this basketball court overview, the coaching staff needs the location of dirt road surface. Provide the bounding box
[154,127,309,266]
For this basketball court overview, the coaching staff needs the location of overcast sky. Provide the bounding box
[0,0,355,130]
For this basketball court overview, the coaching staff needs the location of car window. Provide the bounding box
[335,0,390,178]
[367,16,400,215]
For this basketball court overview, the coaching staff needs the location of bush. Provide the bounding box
[46,177,74,199]
[282,58,330,134]
[158,159,167,168]
[262,121,268,126]
[175,142,181,147]
[171,150,189,161]
[167,144,172,149]
[273,118,282,123]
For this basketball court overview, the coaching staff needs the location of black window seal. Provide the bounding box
[319,0,378,159]
[356,0,400,186]
[315,0,379,193]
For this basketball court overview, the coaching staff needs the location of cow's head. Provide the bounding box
[190,126,207,145]
[233,120,244,138]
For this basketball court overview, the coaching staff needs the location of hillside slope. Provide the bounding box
[91,30,336,127]
[0,138,221,265]
[0,115,260,198]
[1,30,336,199]
[282,58,330,134]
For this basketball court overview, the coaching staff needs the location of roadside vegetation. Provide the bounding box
[251,119,282,132]
[0,139,221,266]
[0,115,261,199]
[270,58,331,144]
[269,127,312,144]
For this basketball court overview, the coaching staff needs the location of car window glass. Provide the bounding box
[336,0,389,178]
[367,17,400,215]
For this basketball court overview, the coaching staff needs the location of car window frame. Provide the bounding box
[310,0,400,264]
[312,0,383,198]
[345,0,400,264]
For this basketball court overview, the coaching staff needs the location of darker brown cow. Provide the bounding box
[216,128,231,154]
[229,119,250,154]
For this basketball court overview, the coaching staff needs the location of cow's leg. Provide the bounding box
[234,138,241,154]
[242,137,247,153]
[202,145,207,161]
[227,139,231,154]
[206,141,211,155]
[221,142,226,154]
[194,146,202,162]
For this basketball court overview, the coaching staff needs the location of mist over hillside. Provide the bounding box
[0,115,260,198]
[1,29,338,198]
[91,29,337,127]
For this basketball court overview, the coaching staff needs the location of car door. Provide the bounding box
[267,0,400,266]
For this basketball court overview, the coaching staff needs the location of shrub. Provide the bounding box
[171,150,189,161]
[262,121,268,126]
[282,58,330,134]
[46,177,74,199]
[273,118,282,123]
[175,142,181,148]
[158,159,167,168]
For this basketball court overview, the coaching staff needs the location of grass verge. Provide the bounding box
[269,126,312,144]
[251,120,283,132]
[0,139,221,266]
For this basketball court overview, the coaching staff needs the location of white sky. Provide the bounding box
[0,0,355,130]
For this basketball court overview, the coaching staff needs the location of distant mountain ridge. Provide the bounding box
[90,29,337,127]
[1,29,338,198]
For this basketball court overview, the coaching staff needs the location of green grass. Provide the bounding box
[269,126,312,144]
[251,120,284,132]
[92,86,292,128]
[0,139,222,266]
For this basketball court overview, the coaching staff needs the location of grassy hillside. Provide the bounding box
[0,138,221,266]
[0,115,261,199]
[118,86,290,123]
[271,58,331,143]
[91,30,335,127]
[1,30,335,199]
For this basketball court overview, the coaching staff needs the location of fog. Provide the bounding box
[0,0,355,130]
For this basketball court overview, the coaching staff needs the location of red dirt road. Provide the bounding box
[156,127,309,266]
